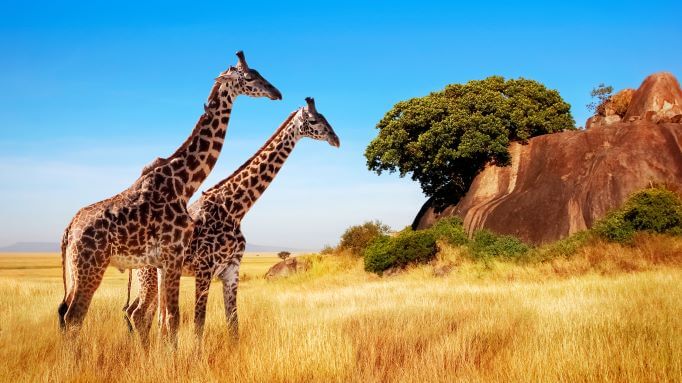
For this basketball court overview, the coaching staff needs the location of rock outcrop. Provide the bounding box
[624,72,682,122]
[265,257,310,279]
[586,72,682,129]
[414,72,682,244]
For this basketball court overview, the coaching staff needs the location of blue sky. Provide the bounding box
[1,1,681,249]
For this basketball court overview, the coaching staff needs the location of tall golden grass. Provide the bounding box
[0,236,680,383]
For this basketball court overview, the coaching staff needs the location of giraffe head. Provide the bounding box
[296,97,340,147]
[215,51,282,100]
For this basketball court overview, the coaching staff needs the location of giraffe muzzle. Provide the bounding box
[328,133,340,148]
[268,87,283,101]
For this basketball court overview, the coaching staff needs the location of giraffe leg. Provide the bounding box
[158,259,182,347]
[63,251,107,332]
[156,267,168,338]
[122,269,136,333]
[58,300,68,330]
[194,272,212,341]
[219,261,241,340]
[124,297,139,333]
[131,267,158,346]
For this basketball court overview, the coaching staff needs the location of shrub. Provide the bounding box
[364,229,438,274]
[319,245,335,255]
[594,187,682,243]
[593,211,636,243]
[609,88,634,116]
[338,220,391,255]
[526,231,592,262]
[363,236,395,274]
[469,229,530,260]
[624,188,682,232]
[429,217,469,246]
[277,251,291,261]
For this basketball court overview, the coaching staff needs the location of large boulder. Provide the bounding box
[414,73,682,244]
[623,72,682,122]
[414,121,682,244]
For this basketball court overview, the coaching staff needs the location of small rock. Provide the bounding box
[265,257,310,279]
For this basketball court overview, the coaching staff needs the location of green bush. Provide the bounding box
[364,229,438,274]
[356,187,682,274]
[594,188,682,243]
[593,211,636,243]
[526,231,592,262]
[362,217,534,273]
[338,220,391,255]
[469,230,530,260]
[429,217,469,246]
[363,236,396,273]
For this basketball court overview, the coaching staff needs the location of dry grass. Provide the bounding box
[0,238,680,382]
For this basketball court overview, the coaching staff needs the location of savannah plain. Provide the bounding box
[1,236,680,383]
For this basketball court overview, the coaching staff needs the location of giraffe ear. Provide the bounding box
[216,69,238,82]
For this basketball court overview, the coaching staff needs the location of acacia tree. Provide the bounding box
[365,76,575,208]
[277,251,291,261]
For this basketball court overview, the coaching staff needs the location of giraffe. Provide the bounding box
[58,51,282,346]
[125,97,339,340]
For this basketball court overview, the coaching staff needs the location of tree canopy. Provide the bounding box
[365,76,575,207]
[338,220,391,255]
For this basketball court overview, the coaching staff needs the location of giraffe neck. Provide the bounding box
[160,82,238,202]
[206,111,300,221]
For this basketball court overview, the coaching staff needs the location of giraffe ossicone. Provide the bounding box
[58,51,282,347]
[127,98,339,341]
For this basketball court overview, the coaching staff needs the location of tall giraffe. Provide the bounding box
[58,51,282,345]
[126,97,339,340]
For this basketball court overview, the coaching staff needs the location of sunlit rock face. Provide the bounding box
[414,72,682,244]
[624,72,682,123]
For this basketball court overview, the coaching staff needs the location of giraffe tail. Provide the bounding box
[123,268,132,312]
[58,222,72,330]
[122,269,136,333]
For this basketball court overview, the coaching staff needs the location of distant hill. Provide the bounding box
[0,242,312,253]
[0,242,60,252]
[245,243,312,253]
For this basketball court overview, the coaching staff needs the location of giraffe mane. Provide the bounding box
[138,81,223,177]
[167,81,223,161]
[207,109,299,193]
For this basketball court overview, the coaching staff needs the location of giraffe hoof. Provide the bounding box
[123,314,134,333]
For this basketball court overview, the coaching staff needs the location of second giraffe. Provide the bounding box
[125,97,339,340]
